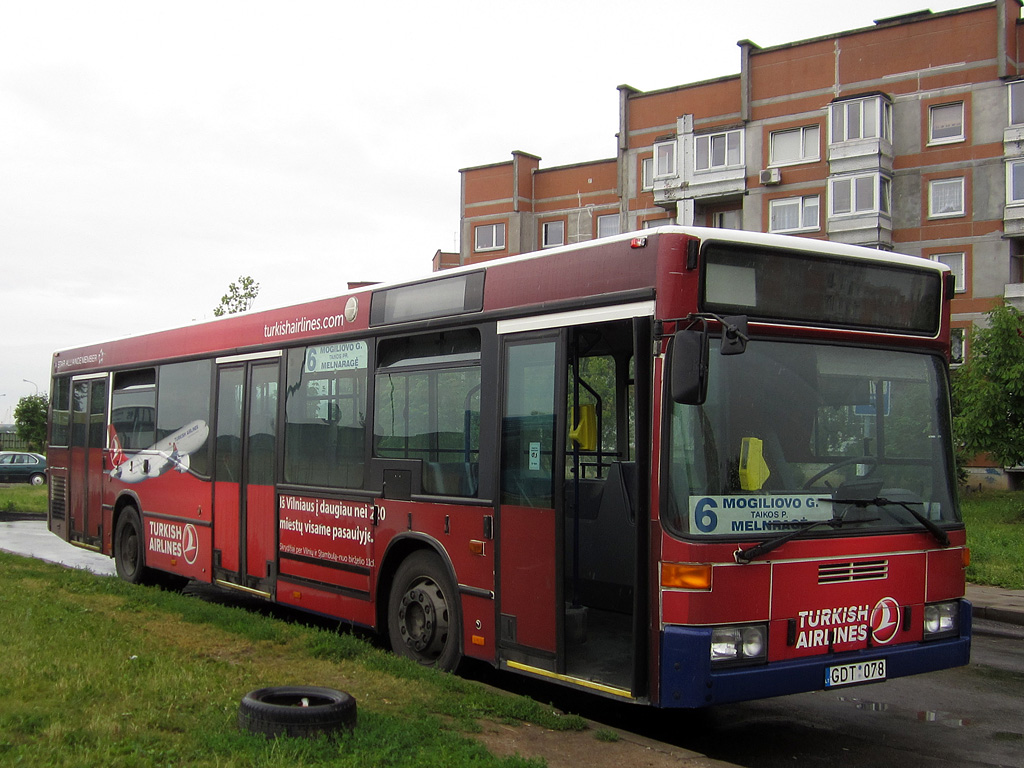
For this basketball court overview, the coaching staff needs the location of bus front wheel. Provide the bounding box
[387,551,461,672]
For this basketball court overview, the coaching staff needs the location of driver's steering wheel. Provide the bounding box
[802,456,878,489]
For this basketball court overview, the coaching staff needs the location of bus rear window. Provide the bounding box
[701,242,942,335]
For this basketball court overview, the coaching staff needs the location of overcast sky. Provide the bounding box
[0,0,973,420]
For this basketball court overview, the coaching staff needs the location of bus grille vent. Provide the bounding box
[818,560,888,584]
[50,476,67,521]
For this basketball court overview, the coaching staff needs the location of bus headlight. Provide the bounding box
[923,601,959,640]
[710,624,768,666]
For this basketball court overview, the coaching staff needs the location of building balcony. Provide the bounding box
[653,167,746,207]
[1004,202,1024,237]
[826,212,893,249]
[827,138,894,176]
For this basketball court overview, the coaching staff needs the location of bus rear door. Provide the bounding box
[213,355,280,597]
[68,375,107,549]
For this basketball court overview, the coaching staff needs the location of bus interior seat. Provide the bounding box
[564,461,637,614]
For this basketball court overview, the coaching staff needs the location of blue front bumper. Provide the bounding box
[659,600,972,708]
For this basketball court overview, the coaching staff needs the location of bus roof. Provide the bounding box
[51,228,948,377]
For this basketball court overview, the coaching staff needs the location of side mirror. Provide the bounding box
[720,316,748,356]
[670,329,709,404]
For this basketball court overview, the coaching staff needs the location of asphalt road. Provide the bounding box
[3,519,1021,767]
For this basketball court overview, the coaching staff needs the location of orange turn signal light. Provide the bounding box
[661,562,712,590]
[962,547,971,568]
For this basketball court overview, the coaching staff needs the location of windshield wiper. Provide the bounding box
[733,495,950,564]
[734,514,874,564]
[833,496,950,548]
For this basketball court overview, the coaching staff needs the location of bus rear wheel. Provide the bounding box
[387,551,461,672]
[114,507,149,584]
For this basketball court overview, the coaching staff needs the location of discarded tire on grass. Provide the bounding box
[238,686,356,738]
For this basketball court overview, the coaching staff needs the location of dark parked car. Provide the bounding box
[0,451,47,485]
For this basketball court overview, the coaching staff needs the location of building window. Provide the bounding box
[769,125,820,166]
[928,178,965,218]
[710,210,741,229]
[830,96,892,143]
[1007,160,1024,204]
[643,217,672,228]
[769,195,819,233]
[474,222,505,252]
[931,252,966,293]
[542,221,564,248]
[655,141,676,178]
[929,102,965,145]
[695,129,743,171]
[830,173,891,217]
[950,328,965,365]
[641,157,654,191]
[1010,81,1024,125]
[597,214,619,239]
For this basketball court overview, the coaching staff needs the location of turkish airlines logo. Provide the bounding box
[870,597,901,644]
[182,524,199,565]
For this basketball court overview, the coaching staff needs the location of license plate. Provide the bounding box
[824,659,886,688]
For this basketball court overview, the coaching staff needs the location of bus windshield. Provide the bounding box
[664,340,959,539]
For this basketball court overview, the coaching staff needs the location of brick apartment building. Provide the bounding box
[456,0,1024,365]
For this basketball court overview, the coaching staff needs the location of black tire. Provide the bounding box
[114,507,149,584]
[238,686,356,738]
[29,473,46,486]
[387,551,462,672]
[114,507,190,590]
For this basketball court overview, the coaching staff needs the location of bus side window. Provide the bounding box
[284,343,369,489]
[373,330,482,498]
[111,369,156,451]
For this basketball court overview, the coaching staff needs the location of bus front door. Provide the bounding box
[497,333,565,674]
[213,358,279,597]
[68,375,107,549]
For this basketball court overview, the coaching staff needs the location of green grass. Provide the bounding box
[0,485,47,515]
[0,552,584,767]
[960,490,1024,590]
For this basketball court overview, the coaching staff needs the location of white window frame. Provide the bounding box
[695,129,743,172]
[641,156,654,191]
[768,195,820,233]
[830,96,892,144]
[596,214,619,239]
[541,220,564,249]
[474,222,505,252]
[928,177,965,219]
[1010,81,1024,126]
[928,102,965,146]
[654,140,677,178]
[931,252,966,293]
[769,125,820,167]
[829,173,891,217]
[1007,159,1024,205]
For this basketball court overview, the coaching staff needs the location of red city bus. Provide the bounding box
[47,227,970,707]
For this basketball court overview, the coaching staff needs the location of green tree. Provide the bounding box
[14,394,48,452]
[952,303,1024,467]
[213,275,260,317]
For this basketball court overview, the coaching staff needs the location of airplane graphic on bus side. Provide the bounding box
[107,420,210,484]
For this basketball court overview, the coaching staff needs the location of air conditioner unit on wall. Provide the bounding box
[760,168,781,185]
